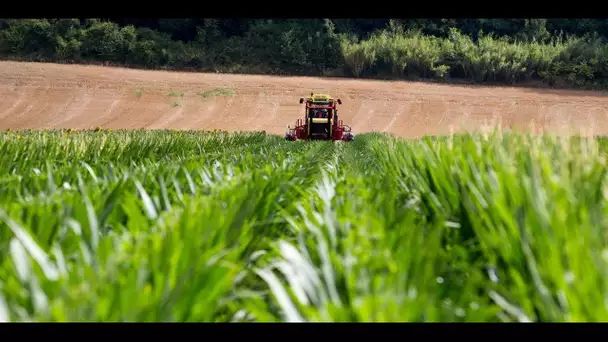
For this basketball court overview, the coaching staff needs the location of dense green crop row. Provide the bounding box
[0,129,607,322]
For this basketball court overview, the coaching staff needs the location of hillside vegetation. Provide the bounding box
[0,129,607,322]
[2,19,608,88]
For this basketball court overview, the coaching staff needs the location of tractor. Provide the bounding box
[285,93,354,142]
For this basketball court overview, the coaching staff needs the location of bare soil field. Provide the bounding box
[2,61,608,137]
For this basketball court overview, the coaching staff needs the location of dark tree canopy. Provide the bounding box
[1,18,608,88]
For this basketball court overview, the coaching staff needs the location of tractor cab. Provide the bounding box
[310,108,330,119]
[300,93,339,140]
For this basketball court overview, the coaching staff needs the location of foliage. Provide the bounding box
[0,129,607,322]
[2,19,608,88]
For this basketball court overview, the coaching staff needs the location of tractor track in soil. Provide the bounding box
[2,61,608,137]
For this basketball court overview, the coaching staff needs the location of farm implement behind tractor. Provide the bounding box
[285,93,354,142]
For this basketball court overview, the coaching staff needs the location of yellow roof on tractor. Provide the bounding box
[310,93,333,102]
[300,93,342,105]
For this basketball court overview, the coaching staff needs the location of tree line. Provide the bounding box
[1,18,608,88]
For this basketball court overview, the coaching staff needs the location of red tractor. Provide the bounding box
[285,93,354,142]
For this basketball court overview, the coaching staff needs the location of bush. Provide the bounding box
[339,28,608,87]
[2,19,608,89]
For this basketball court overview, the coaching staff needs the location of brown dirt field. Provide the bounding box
[2,61,608,137]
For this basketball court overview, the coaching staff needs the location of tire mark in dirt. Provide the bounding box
[241,91,266,129]
[49,91,93,128]
[5,83,51,129]
[21,84,55,128]
[6,102,36,130]
[92,91,130,128]
[253,96,281,131]
[350,96,376,132]
[401,101,422,137]
[355,96,390,133]
[0,88,27,121]
[199,98,223,129]
[87,97,122,128]
[101,95,140,129]
[148,97,187,129]
[188,96,228,131]
[459,105,475,133]
[477,105,504,135]
[209,96,234,129]
[52,91,78,127]
[382,99,409,133]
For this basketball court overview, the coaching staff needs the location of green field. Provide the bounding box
[1,129,607,322]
